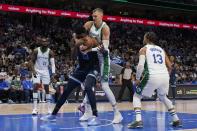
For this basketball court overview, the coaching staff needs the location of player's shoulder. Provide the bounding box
[84,21,94,30]
[103,22,110,29]
[138,47,147,55]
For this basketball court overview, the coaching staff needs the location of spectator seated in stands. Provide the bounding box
[21,75,33,103]
[0,79,10,103]
[20,61,31,80]
[10,75,23,103]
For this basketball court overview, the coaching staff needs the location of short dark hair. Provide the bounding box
[74,27,88,38]
[145,32,157,43]
[92,8,104,14]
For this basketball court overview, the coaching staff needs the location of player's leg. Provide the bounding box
[40,70,86,121]
[84,72,100,126]
[127,93,143,129]
[32,74,41,115]
[40,78,80,121]
[157,76,182,127]
[79,94,92,118]
[42,74,52,114]
[128,75,151,129]
[101,56,123,123]
[101,81,123,124]
[43,84,51,113]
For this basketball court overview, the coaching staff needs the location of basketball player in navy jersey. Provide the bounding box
[41,27,101,126]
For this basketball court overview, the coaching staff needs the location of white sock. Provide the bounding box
[169,108,179,121]
[133,93,142,121]
[135,109,142,121]
[46,94,52,112]
[33,93,38,110]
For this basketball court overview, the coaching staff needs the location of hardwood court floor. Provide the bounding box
[0,100,197,131]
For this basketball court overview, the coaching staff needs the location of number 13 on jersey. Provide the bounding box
[153,53,163,64]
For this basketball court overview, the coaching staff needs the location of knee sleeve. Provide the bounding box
[133,93,142,108]
[158,94,173,109]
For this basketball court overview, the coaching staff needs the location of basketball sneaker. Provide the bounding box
[87,116,101,126]
[40,115,56,122]
[127,120,143,128]
[112,111,123,124]
[171,120,182,127]
[79,104,92,121]
[79,111,92,121]
[32,109,38,115]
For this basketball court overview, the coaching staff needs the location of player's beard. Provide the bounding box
[41,45,48,52]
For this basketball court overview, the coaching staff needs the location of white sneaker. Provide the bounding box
[88,116,101,126]
[79,112,92,121]
[32,109,38,115]
[47,110,52,114]
[112,111,123,124]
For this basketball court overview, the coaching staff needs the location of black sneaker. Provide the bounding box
[127,121,143,129]
[171,120,182,127]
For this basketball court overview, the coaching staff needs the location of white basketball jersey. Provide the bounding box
[89,21,110,78]
[145,44,168,75]
[35,47,50,71]
[89,22,106,41]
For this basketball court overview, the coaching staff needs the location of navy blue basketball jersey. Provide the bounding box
[77,47,100,72]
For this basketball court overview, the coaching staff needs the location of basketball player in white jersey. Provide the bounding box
[31,37,55,115]
[128,32,182,128]
[79,8,123,124]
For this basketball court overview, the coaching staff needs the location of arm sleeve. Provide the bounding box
[50,58,55,74]
[136,55,145,80]
[102,40,109,49]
